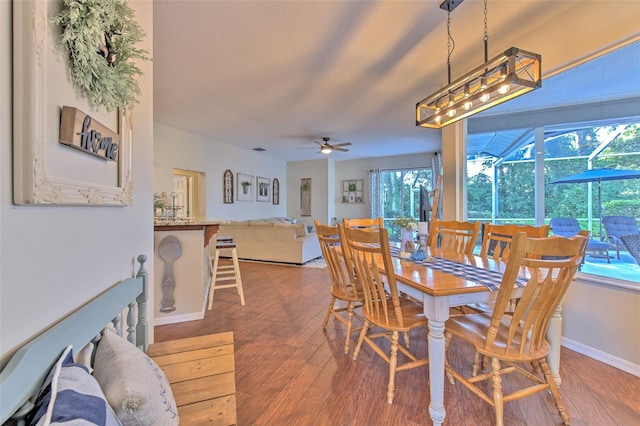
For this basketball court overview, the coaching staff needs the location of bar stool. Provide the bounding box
[208,236,245,309]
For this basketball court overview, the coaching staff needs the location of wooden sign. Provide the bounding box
[59,106,119,161]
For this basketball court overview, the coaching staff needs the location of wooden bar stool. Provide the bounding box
[208,236,245,309]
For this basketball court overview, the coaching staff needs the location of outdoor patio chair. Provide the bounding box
[550,217,610,263]
[620,234,640,266]
[602,216,640,259]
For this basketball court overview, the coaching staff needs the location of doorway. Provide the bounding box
[173,169,206,219]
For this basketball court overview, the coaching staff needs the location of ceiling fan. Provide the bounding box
[299,137,352,154]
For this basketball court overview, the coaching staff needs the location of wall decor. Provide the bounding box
[342,179,364,203]
[272,178,280,205]
[12,1,133,206]
[256,176,271,202]
[223,169,234,204]
[60,106,119,161]
[51,0,151,113]
[237,173,254,201]
[301,178,312,216]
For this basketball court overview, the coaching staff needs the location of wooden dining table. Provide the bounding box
[386,246,565,426]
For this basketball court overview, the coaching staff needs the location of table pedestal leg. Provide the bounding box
[546,302,563,387]
[425,297,449,425]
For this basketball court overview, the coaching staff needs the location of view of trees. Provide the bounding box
[467,124,640,238]
[380,168,432,240]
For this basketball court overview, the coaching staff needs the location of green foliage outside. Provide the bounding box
[381,169,432,241]
[467,124,640,239]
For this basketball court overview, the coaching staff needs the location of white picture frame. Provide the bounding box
[256,176,271,202]
[12,1,133,206]
[237,173,254,201]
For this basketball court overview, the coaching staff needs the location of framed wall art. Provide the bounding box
[12,1,135,206]
[237,173,254,201]
[223,169,234,203]
[342,179,364,203]
[301,178,311,216]
[256,176,271,202]
[272,178,280,205]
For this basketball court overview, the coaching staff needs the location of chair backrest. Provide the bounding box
[549,217,581,237]
[480,223,550,261]
[428,219,481,255]
[343,217,384,230]
[344,226,405,327]
[487,232,587,355]
[314,221,359,299]
[602,216,639,239]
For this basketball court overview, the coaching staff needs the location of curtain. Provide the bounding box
[368,169,382,219]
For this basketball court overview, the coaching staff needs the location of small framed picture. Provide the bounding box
[348,194,355,203]
[256,176,271,202]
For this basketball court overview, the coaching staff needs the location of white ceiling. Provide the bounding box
[153,1,639,163]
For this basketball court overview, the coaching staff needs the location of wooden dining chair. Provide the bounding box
[314,221,364,355]
[428,219,482,255]
[480,223,550,261]
[344,226,429,404]
[343,217,384,230]
[445,232,587,426]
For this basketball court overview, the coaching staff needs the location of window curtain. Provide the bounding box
[368,169,382,219]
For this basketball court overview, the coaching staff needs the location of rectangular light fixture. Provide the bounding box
[416,47,541,129]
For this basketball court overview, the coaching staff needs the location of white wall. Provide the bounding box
[154,123,288,221]
[0,1,154,358]
[285,159,333,228]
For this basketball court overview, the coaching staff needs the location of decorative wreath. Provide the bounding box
[52,0,151,112]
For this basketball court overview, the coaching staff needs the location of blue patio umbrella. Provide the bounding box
[549,168,640,238]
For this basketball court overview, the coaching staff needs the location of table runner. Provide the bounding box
[389,247,528,291]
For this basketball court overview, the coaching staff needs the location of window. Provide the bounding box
[379,168,433,241]
[467,123,640,283]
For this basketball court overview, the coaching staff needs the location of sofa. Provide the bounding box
[217,218,322,264]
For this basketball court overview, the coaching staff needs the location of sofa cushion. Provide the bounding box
[93,330,179,426]
[29,345,120,426]
[250,221,275,227]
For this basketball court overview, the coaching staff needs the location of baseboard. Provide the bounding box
[562,337,640,377]
[154,312,204,326]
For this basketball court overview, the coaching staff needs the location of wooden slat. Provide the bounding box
[147,331,233,357]
[178,395,237,426]
[170,372,236,406]
[161,353,235,383]
[152,344,234,367]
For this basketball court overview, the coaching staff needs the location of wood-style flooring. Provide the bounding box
[154,260,640,425]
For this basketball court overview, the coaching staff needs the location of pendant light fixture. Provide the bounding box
[416,0,541,129]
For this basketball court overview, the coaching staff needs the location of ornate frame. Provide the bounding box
[223,169,234,204]
[12,1,133,206]
[272,178,280,205]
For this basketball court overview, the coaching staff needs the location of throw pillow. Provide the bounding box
[93,330,179,426]
[28,345,121,426]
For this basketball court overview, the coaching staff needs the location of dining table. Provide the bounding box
[386,246,565,426]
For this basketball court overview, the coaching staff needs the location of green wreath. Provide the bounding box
[52,0,151,112]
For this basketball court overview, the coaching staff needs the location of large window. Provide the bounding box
[379,168,433,241]
[467,123,640,283]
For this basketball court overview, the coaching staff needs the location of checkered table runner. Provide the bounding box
[389,247,528,291]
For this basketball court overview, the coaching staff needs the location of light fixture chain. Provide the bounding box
[483,0,488,62]
[447,9,454,84]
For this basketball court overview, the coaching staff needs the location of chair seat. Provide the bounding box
[363,297,427,332]
[330,286,363,303]
[446,313,550,363]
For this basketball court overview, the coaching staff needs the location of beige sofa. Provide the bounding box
[217,219,322,265]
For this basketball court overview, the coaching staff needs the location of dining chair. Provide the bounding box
[444,232,587,426]
[343,217,384,230]
[314,221,364,355]
[344,226,429,404]
[428,219,482,255]
[480,223,550,261]
[602,215,640,259]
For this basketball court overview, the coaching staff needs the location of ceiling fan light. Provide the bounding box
[321,146,332,154]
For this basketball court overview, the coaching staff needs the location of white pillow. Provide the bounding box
[93,330,179,426]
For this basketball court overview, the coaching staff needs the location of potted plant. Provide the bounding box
[241,181,251,194]
[348,182,357,192]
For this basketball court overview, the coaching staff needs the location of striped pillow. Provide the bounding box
[28,345,120,426]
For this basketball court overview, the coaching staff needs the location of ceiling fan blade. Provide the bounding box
[332,142,352,148]
[333,147,349,152]
[298,147,318,149]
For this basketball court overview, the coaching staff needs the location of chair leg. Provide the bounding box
[352,320,369,361]
[387,330,399,404]
[403,331,410,349]
[444,331,455,385]
[540,359,571,425]
[208,250,221,310]
[472,351,483,377]
[490,357,505,426]
[322,297,336,328]
[231,248,245,305]
[344,301,355,355]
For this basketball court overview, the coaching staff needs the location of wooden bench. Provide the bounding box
[147,331,237,426]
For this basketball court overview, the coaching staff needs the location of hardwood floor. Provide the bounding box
[154,261,640,425]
